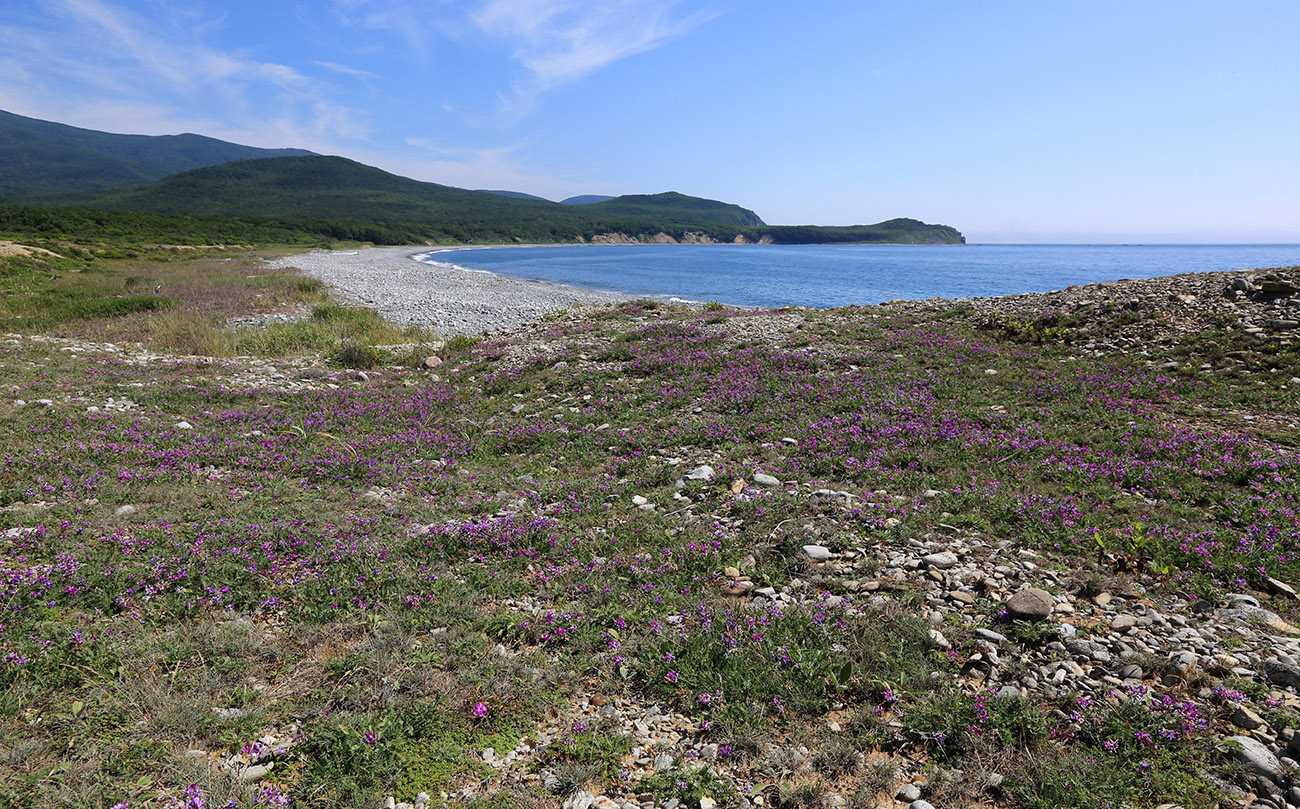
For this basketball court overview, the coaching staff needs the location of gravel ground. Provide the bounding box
[263,246,632,335]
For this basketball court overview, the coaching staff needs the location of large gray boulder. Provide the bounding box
[1264,658,1300,689]
[1006,588,1054,620]
[1226,735,1284,783]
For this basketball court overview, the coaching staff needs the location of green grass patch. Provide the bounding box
[295,701,530,807]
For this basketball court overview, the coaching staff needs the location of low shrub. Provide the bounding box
[333,342,387,369]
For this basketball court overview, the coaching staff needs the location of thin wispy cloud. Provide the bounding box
[406,135,529,172]
[399,135,601,197]
[468,0,718,118]
[333,0,439,60]
[1,0,367,146]
[334,0,717,120]
[472,0,714,89]
[314,60,384,81]
[56,0,185,85]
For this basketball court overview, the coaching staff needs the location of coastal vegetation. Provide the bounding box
[580,192,764,228]
[32,156,962,246]
[0,205,334,249]
[0,227,1297,808]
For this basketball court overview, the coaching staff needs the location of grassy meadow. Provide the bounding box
[1,236,1298,809]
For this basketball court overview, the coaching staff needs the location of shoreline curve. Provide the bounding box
[263,246,634,336]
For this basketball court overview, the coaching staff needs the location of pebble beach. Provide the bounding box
[264,247,631,336]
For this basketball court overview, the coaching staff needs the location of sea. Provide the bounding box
[422,244,1300,310]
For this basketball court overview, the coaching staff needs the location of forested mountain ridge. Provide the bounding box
[0,109,314,199]
[3,111,963,245]
[38,155,962,244]
[585,192,764,227]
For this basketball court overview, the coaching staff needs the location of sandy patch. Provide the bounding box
[0,240,62,259]
[153,244,251,250]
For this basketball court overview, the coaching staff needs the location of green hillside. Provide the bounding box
[0,109,313,200]
[0,110,964,245]
[39,156,758,243]
[48,156,765,229]
[758,218,966,245]
[0,204,332,248]
[39,155,963,245]
[50,156,551,221]
[587,191,764,227]
[477,189,552,202]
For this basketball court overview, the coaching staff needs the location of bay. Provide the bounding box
[426,243,1300,309]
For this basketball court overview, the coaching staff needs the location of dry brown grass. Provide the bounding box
[62,255,329,345]
[11,248,435,360]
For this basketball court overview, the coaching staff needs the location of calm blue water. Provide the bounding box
[424,244,1300,309]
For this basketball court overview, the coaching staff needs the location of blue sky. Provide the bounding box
[2,0,1298,242]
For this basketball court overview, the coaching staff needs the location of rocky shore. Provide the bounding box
[881,266,1299,352]
[270,247,1299,352]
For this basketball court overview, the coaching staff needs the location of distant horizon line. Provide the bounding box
[962,231,1300,246]
[964,241,1300,247]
